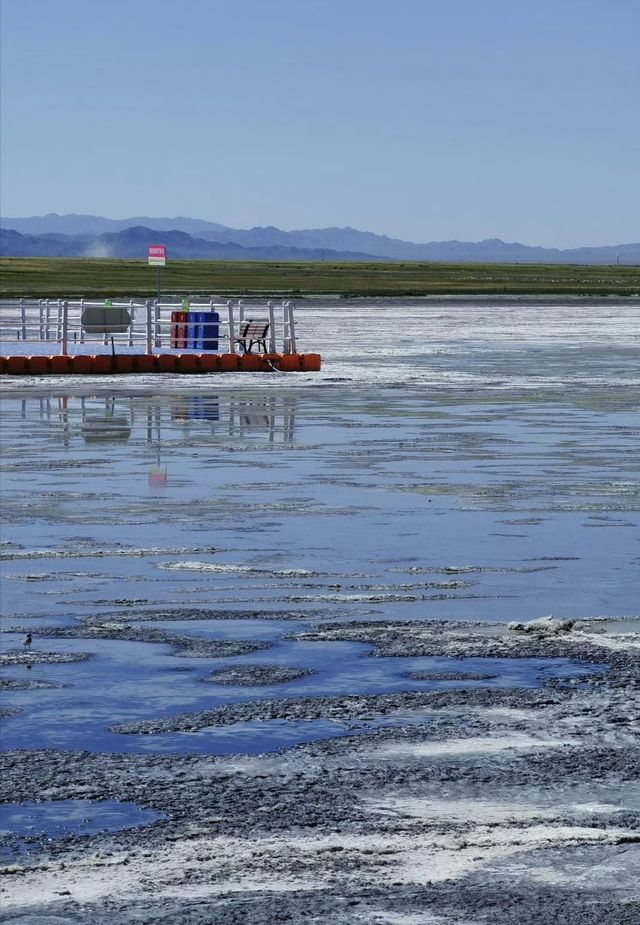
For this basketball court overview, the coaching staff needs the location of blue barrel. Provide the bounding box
[198,311,219,351]
[187,312,199,349]
[187,311,219,350]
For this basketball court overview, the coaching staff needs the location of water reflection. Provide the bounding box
[20,393,298,446]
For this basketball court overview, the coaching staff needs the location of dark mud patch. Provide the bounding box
[0,545,221,562]
[0,678,63,692]
[291,617,640,668]
[0,651,91,668]
[21,625,270,660]
[81,608,311,624]
[204,664,314,686]
[109,686,571,736]
[404,670,499,682]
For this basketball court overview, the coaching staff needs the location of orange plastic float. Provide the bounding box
[1,353,322,375]
[91,356,114,374]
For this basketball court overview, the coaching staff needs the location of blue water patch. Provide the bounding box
[0,628,602,756]
[0,799,166,858]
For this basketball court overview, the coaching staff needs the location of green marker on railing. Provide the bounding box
[104,299,113,308]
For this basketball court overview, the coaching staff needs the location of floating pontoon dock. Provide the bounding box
[0,298,321,374]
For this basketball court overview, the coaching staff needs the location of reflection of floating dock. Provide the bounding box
[23,393,298,448]
[1,353,321,375]
[81,415,131,442]
[0,297,321,375]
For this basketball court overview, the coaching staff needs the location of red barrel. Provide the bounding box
[171,311,188,349]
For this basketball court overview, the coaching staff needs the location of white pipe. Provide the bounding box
[19,299,27,341]
[267,301,276,353]
[60,301,69,356]
[227,300,236,353]
[145,300,153,354]
[282,300,290,353]
[288,301,297,354]
[154,299,161,348]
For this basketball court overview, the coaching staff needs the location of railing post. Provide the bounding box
[227,300,236,353]
[282,300,289,352]
[39,300,45,340]
[238,299,245,325]
[288,301,297,354]
[128,299,135,347]
[145,299,154,354]
[267,301,276,353]
[19,299,27,341]
[60,301,69,356]
[79,299,86,343]
[154,299,161,348]
[56,299,63,342]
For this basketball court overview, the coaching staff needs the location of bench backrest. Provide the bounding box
[240,320,269,339]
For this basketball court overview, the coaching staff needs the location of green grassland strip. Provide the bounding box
[1,257,639,298]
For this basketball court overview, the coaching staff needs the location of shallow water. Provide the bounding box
[1,299,638,759]
[0,627,600,754]
[0,799,166,858]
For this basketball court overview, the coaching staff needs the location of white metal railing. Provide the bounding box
[0,298,298,356]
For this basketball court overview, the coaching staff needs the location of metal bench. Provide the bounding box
[235,320,269,354]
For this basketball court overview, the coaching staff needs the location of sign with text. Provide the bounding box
[148,245,166,266]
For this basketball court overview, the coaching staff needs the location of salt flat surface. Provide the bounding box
[1,298,639,758]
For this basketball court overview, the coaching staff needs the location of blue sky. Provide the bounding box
[1,0,638,246]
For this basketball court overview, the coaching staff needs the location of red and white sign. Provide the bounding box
[148,245,166,266]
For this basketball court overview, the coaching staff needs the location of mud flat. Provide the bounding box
[1,617,638,924]
[10,625,270,660]
[0,650,91,668]
[204,664,314,686]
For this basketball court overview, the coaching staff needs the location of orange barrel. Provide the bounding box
[302,353,321,371]
[133,355,156,373]
[171,311,188,349]
[278,355,300,372]
[239,354,266,372]
[176,354,198,374]
[197,353,221,373]
[113,355,135,373]
[91,356,114,374]
[6,356,29,375]
[27,356,49,375]
[71,356,93,374]
[49,356,71,374]
[219,354,239,372]
[157,355,178,373]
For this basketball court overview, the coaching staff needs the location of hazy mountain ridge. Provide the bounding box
[0,227,382,262]
[1,214,638,263]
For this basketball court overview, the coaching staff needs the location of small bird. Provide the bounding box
[22,632,32,651]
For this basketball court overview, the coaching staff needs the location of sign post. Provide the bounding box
[147,245,166,301]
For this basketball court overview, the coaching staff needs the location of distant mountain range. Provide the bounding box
[0,227,378,262]
[2,214,638,264]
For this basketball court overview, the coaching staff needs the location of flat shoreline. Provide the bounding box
[2,617,638,924]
